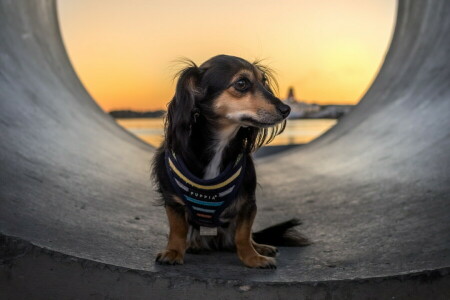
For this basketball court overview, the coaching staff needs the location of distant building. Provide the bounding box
[286,87,295,101]
[284,87,320,118]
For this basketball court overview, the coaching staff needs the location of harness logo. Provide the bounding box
[190,191,217,200]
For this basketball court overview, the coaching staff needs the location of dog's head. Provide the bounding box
[165,55,290,152]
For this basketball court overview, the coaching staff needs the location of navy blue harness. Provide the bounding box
[165,150,246,227]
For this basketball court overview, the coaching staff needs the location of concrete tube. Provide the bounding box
[1,0,449,298]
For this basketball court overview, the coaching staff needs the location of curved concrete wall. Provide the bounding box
[1,0,449,298]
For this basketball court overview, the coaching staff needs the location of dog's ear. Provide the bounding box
[253,60,278,95]
[165,63,202,151]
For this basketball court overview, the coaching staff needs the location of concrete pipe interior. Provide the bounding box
[1,0,449,298]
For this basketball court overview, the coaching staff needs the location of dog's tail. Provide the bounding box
[252,218,311,246]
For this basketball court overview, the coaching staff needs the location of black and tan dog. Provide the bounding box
[152,55,308,268]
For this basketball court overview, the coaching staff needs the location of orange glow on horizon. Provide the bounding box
[58,0,396,111]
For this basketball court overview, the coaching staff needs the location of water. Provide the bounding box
[116,118,337,147]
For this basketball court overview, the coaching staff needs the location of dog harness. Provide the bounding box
[165,150,246,227]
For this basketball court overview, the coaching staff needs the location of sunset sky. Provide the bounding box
[58,0,396,112]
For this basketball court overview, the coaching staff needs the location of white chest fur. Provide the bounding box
[203,125,239,180]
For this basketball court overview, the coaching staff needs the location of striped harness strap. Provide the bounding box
[165,150,246,227]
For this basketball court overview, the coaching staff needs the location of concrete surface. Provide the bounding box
[1,0,449,299]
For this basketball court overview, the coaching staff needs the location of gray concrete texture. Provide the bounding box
[0,0,449,299]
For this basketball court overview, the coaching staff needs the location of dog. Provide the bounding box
[152,55,308,269]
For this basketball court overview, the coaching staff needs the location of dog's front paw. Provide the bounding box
[155,249,184,265]
[242,255,276,269]
[253,243,278,257]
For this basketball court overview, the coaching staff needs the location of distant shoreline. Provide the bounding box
[109,104,354,120]
[109,109,165,119]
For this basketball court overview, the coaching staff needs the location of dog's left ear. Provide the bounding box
[253,61,278,95]
[165,63,202,151]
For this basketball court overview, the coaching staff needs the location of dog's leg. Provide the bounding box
[155,206,188,265]
[252,240,278,257]
[235,204,276,268]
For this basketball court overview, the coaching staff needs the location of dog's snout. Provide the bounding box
[277,103,291,118]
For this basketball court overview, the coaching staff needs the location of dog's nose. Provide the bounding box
[277,103,291,118]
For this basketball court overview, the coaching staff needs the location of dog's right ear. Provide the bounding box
[165,63,202,152]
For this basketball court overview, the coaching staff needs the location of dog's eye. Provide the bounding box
[234,78,251,92]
